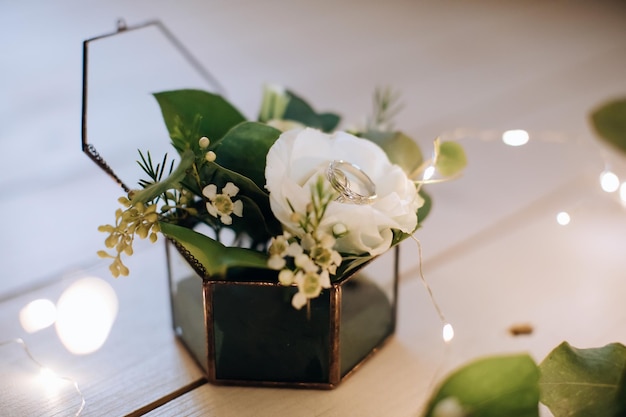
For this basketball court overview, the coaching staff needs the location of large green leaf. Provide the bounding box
[590,98,626,155]
[283,90,340,132]
[154,89,246,152]
[360,129,424,176]
[539,342,626,417]
[160,222,270,279]
[213,121,281,190]
[423,354,540,417]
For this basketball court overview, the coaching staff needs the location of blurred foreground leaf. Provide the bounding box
[539,342,626,417]
[590,98,626,155]
[423,354,540,417]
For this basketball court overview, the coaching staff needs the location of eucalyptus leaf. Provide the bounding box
[160,222,270,279]
[154,89,246,152]
[213,121,281,190]
[436,141,467,177]
[423,354,540,417]
[283,90,341,132]
[590,98,626,155]
[360,130,424,176]
[539,342,626,417]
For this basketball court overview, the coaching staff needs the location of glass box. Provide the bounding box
[167,242,399,389]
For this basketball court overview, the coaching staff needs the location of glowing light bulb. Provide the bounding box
[443,323,454,343]
[502,129,529,147]
[19,299,57,333]
[423,166,436,180]
[39,367,58,381]
[600,171,620,193]
[556,211,570,226]
[38,367,64,396]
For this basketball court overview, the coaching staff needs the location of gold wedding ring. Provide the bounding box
[326,160,377,204]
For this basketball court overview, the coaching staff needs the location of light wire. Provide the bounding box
[0,337,85,416]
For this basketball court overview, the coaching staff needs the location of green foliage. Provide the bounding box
[423,342,626,417]
[539,342,626,417]
[151,92,283,246]
[153,89,246,152]
[367,86,403,131]
[136,150,174,189]
[423,354,540,417]
[417,189,432,225]
[213,121,282,190]
[130,149,195,205]
[590,98,626,155]
[99,86,464,284]
[160,222,270,279]
[283,89,340,132]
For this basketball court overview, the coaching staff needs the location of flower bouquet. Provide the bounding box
[97,85,466,388]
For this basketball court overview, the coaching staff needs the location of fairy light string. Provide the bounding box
[410,236,454,344]
[0,338,85,416]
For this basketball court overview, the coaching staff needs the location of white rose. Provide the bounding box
[265,128,423,256]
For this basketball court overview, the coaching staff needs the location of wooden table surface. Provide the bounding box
[2,1,626,416]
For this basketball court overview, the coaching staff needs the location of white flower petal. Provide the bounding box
[202,184,217,200]
[291,292,308,310]
[232,200,243,217]
[301,234,315,251]
[268,255,286,270]
[278,269,294,285]
[286,242,303,257]
[319,270,331,288]
[206,202,218,217]
[223,182,239,197]
[318,232,336,248]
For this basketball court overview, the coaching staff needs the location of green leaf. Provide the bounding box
[590,98,626,155]
[154,89,246,151]
[160,222,270,279]
[539,342,626,417]
[213,121,281,190]
[423,354,540,417]
[283,90,341,132]
[436,141,467,177]
[417,189,432,225]
[360,130,424,176]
